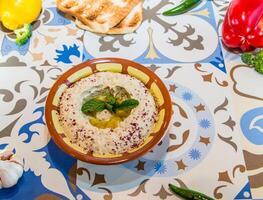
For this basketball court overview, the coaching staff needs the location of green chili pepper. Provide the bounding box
[163,0,201,16]
[168,184,214,200]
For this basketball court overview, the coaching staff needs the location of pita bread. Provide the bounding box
[75,2,143,34]
[56,0,141,33]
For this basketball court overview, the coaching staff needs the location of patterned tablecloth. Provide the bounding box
[0,0,262,199]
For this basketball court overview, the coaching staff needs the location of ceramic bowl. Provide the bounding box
[45,58,172,165]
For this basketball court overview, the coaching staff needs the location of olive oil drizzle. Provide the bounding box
[81,86,139,129]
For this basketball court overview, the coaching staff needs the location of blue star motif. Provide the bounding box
[189,149,201,160]
[199,119,211,129]
[182,92,193,101]
[154,161,167,174]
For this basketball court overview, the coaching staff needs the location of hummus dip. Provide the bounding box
[59,72,158,155]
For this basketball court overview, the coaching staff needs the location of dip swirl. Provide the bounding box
[59,72,158,155]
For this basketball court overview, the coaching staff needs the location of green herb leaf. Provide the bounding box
[81,86,139,117]
[105,93,116,105]
[115,99,139,110]
[81,99,105,114]
[105,103,113,112]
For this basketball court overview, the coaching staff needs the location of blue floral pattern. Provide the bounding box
[0,0,257,199]
[189,149,201,160]
[154,162,167,174]
[55,44,81,64]
[199,119,211,129]
[182,92,193,101]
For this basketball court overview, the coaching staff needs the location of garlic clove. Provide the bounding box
[0,151,13,161]
[0,151,24,189]
[10,154,24,168]
[10,163,23,179]
[0,161,17,188]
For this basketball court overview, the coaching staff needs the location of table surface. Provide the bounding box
[0,0,263,200]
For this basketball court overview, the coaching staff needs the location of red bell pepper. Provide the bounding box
[222,0,263,52]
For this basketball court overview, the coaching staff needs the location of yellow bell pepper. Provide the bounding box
[0,0,42,30]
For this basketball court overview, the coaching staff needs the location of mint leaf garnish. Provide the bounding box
[81,99,105,114]
[81,87,139,117]
[115,99,139,110]
[105,93,116,105]
[105,103,114,112]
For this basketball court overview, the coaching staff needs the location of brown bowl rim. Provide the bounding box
[45,58,172,165]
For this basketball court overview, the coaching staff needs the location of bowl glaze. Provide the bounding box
[45,58,172,165]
